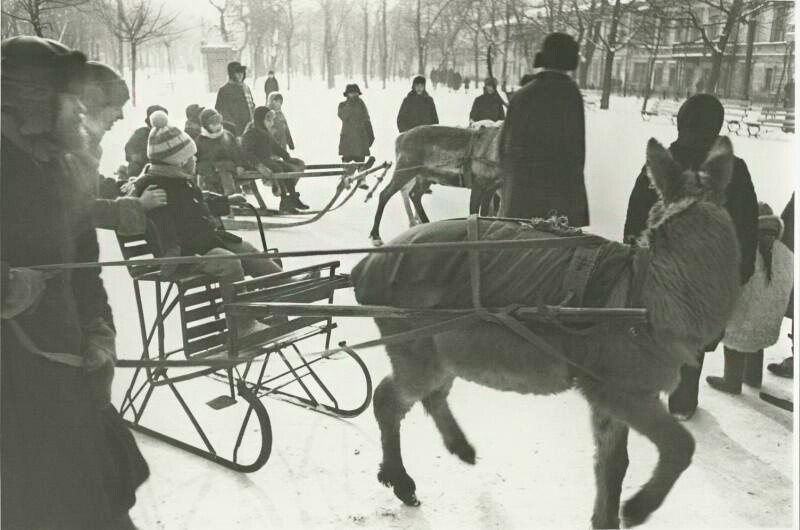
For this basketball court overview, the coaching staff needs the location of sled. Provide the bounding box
[233,159,392,229]
[114,220,373,473]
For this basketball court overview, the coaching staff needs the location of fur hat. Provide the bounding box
[412,75,426,87]
[227,61,246,79]
[344,83,362,96]
[147,110,197,166]
[539,32,579,71]
[81,61,129,115]
[145,105,167,127]
[484,77,498,88]
[185,103,203,122]
[199,107,222,130]
[676,94,724,138]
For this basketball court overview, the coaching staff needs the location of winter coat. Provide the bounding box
[498,70,588,226]
[723,240,793,352]
[781,193,793,251]
[269,109,295,151]
[185,120,202,141]
[1,125,148,529]
[397,90,439,133]
[133,163,230,258]
[623,138,759,286]
[214,81,255,137]
[264,77,279,100]
[338,97,375,158]
[124,125,150,178]
[240,122,292,170]
[196,129,242,176]
[470,90,505,122]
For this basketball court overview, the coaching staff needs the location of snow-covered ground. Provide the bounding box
[98,70,796,529]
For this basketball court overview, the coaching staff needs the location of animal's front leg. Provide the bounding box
[400,184,421,227]
[589,404,630,529]
[373,377,420,506]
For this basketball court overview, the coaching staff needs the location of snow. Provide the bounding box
[97,69,796,529]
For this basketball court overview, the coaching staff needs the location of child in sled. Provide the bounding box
[241,106,307,214]
[132,111,282,336]
[196,107,243,200]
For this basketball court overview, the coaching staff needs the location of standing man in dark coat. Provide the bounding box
[214,61,255,137]
[1,36,149,530]
[623,93,759,420]
[264,70,279,102]
[338,83,374,163]
[469,77,505,123]
[499,32,588,226]
[397,75,439,133]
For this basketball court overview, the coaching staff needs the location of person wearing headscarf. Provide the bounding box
[1,36,149,530]
[396,76,439,133]
[623,93,759,420]
[498,33,588,226]
[240,105,306,213]
[469,77,505,124]
[214,61,255,137]
[338,83,374,163]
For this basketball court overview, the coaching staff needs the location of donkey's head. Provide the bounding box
[643,137,733,234]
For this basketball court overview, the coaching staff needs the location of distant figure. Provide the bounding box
[214,61,255,137]
[469,77,505,124]
[397,76,439,133]
[430,68,439,90]
[499,32,588,226]
[264,70,279,102]
[184,103,204,141]
[338,83,374,164]
[783,79,795,109]
[463,77,470,92]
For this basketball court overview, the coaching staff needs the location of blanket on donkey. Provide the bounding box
[351,218,682,393]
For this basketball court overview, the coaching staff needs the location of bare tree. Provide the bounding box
[319,0,353,89]
[95,0,179,104]
[409,0,459,74]
[591,0,642,108]
[362,0,369,88]
[207,0,229,42]
[381,0,388,87]
[2,0,88,37]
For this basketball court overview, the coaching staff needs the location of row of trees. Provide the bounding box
[1,0,793,108]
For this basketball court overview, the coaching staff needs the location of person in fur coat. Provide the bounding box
[196,107,242,198]
[1,36,148,530]
[338,83,374,163]
[705,202,794,394]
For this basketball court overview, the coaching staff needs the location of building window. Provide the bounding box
[771,5,788,42]
[668,65,676,87]
[654,64,664,86]
[764,68,774,91]
[632,63,647,85]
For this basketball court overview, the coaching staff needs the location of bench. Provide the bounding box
[745,107,795,137]
[721,100,752,135]
[641,99,680,123]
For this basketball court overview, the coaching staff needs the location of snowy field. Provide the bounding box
[97,69,796,529]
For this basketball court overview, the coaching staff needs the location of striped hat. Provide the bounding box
[147,110,197,166]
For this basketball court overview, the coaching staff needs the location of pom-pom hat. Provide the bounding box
[147,110,197,166]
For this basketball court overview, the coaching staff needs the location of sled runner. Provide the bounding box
[114,218,373,472]
[234,159,392,229]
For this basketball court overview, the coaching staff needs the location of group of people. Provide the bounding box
[430,67,470,92]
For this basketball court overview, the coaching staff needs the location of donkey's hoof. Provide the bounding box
[377,466,420,507]
[621,492,657,528]
[447,439,476,465]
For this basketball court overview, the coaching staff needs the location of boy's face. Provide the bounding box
[269,99,282,111]
[414,84,425,94]
[263,112,275,129]
[207,121,222,133]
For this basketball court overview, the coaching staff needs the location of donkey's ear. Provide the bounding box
[698,136,734,194]
[646,138,681,201]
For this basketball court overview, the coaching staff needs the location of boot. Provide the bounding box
[292,192,310,210]
[706,347,744,395]
[767,356,794,378]
[743,350,763,388]
[279,194,299,214]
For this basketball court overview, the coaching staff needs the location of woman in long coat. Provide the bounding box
[1,36,148,530]
[338,83,374,163]
[498,33,588,226]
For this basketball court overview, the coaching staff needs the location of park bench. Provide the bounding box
[745,107,795,137]
[640,99,679,123]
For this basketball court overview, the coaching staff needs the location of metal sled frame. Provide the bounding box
[115,224,372,473]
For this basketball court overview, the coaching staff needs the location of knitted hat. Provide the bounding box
[676,94,724,138]
[81,61,129,115]
[145,105,167,127]
[539,32,579,71]
[343,83,362,96]
[412,75,426,87]
[147,110,197,166]
[199,107,222,130]
[758,202,784,239]
[185,103,203,122]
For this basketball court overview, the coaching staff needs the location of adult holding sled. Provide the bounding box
[1,36,149,530]
[214,61,255,137]
[624,93,759,421]
[498,33,589,227]
[397,76,439,133]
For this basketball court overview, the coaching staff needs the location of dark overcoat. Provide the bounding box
[338,97,374,158]
[469,90,505,122]
[214,81,255,136]
[396,91,439,133]
[498,71,588,226]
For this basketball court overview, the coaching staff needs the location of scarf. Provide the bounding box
[201,127,225,139]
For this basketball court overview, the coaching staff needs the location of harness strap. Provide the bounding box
[562,245,602,306]
[466,214,483,309]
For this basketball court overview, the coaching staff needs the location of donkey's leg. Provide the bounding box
[409,180,430,224]
[400,180,420,227]
[370,169,414,244]
[581,381,694,528]
[373,376,420,506]
[421,378,476,464]
[468,186,483,215]
[589,404,630,529]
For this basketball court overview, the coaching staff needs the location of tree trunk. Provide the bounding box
[130,42,138,105]
[219,9,229,42]
[742,18,756,100]
[501,0,510,89]
[579,20,601,87]
[363,3,369,88]
[599,0,622,109]
[705,0,743,93]
[416,0,425,74]
[641,17,663,113]
[381,0,387,88]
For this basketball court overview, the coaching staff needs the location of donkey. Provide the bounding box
[350,137,742,528]
[369,123,503,246]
